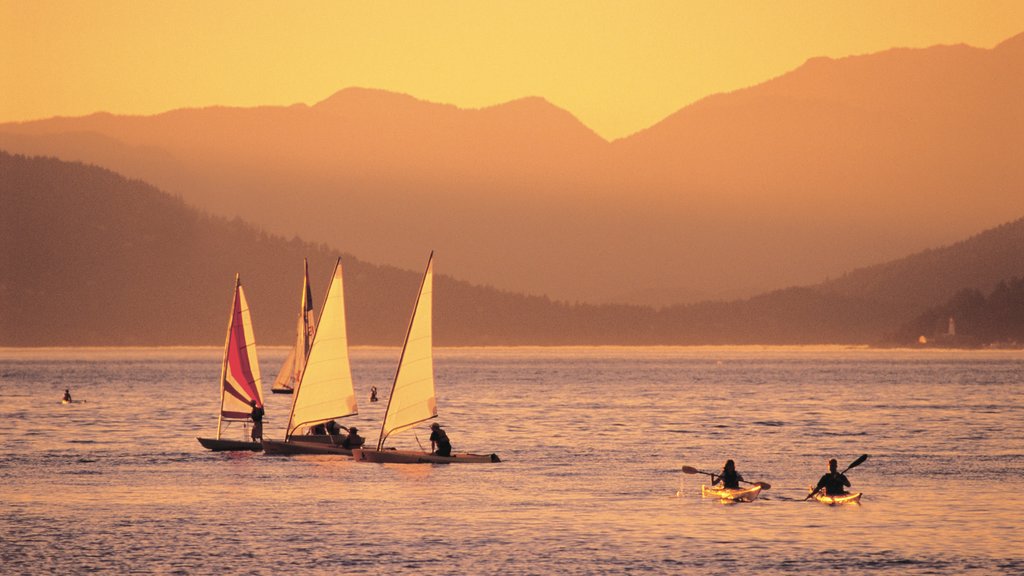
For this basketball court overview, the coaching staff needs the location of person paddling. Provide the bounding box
[712,459,743,489]
[429,422,452,457]
[812,458,852,496]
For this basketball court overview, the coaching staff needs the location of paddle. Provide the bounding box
[804,454,868,501]
[680,465,772,490]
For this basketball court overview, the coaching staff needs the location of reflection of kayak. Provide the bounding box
[701,484,762,502]
[810,489,862,505]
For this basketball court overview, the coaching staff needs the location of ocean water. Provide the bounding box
[1,346,1022,575]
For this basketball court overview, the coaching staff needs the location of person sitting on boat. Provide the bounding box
[63,389,72,402]
[429,422,452,457]
[813,458,851,496]
[249,400,265,443]
[325,420,342,436]
[370,386,378,402]
[341,426,365,449]
[308,423,327,435]
[711,459,743,489]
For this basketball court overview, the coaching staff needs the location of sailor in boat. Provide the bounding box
[249,400,265,443]
[341,426,365,449]
[429,422,452,457]
[812,458,852,496]
[369,386,378,402]
[711,460,744,489]
[325,420,342,436]
[62,389,72,403]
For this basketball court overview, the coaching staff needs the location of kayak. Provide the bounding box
[810,488,862,505]
[701,484,762,502]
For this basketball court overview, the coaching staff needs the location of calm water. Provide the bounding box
[1,347,1022,574]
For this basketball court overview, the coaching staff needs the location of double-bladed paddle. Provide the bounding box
[680,465,772,490]
[804,454,868,501]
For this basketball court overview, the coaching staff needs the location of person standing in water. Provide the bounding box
[429,422,452,457]
[812,458,851,495]
[249,400,265,443]
[712,459,744,489]
[369,386,378,402]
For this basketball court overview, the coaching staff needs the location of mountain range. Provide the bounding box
[2,152,1022,346]
[2,33,1021,307]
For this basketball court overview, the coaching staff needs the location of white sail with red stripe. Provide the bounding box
[219,276,264,426]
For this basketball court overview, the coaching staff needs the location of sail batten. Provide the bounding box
[378,253,436,449]
[284,259,358,439]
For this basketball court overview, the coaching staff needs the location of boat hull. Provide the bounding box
[812,490,862,505]
[261,438,353,456]
[351,448,500,464]
[270,388,294,394]
[197,437,262,452]
[701,484,762,502]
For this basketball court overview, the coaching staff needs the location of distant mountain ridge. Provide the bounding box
[1,33,1022,307]
[3,152,1023,346]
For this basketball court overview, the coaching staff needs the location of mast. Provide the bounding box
[282,258,357,439]
[215,275,240,440]
[377,251,436,450]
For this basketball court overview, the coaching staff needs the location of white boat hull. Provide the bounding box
[352,448,500,464]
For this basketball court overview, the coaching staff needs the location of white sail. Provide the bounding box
[284,259,357,438]
[272,259,315,391]
[378,253,437,449]
[217,277,264,437]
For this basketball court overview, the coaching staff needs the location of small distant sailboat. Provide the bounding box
[197,275,265,452]
[271,259,316,394]
[352,252,500,464]
[262,258,360,456]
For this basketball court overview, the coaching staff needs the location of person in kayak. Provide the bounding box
[813,458,852,495]
[429,422,452,457]
[249,400,265,443]
[63,389,72,403]
[712,459,743,489]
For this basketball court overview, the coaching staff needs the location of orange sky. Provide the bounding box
[2,0,1023,139]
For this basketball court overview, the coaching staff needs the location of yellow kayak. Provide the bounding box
[810,488,862,505]
[701,484,762,502]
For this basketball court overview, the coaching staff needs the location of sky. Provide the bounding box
[2,1,1023,140]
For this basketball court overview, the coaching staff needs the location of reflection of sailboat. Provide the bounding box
[197,275,265,452]
[353,253,499,464]
[271,259,316,394]
[262,259,359,456]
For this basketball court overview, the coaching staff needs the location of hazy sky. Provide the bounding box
[2,1,1023,139]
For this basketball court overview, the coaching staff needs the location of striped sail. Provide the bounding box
[220,278,264,421]
[272,259,316,392]
[377,253,437,449]
[284,259,358,438]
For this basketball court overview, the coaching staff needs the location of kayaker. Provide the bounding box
[63,389,72,402]
[712,459,743,489]
[813,458,852,495]
[249,400,265,443]
[341,426,365,449]
[429,422,452,457]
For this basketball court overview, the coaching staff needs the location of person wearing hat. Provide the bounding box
[429,422,452,457]
[342,426,365,449]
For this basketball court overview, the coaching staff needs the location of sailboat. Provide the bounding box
[197,275,265,452]
[271,259,316,394]
[262,258,360,456]
[352,252,500,464]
